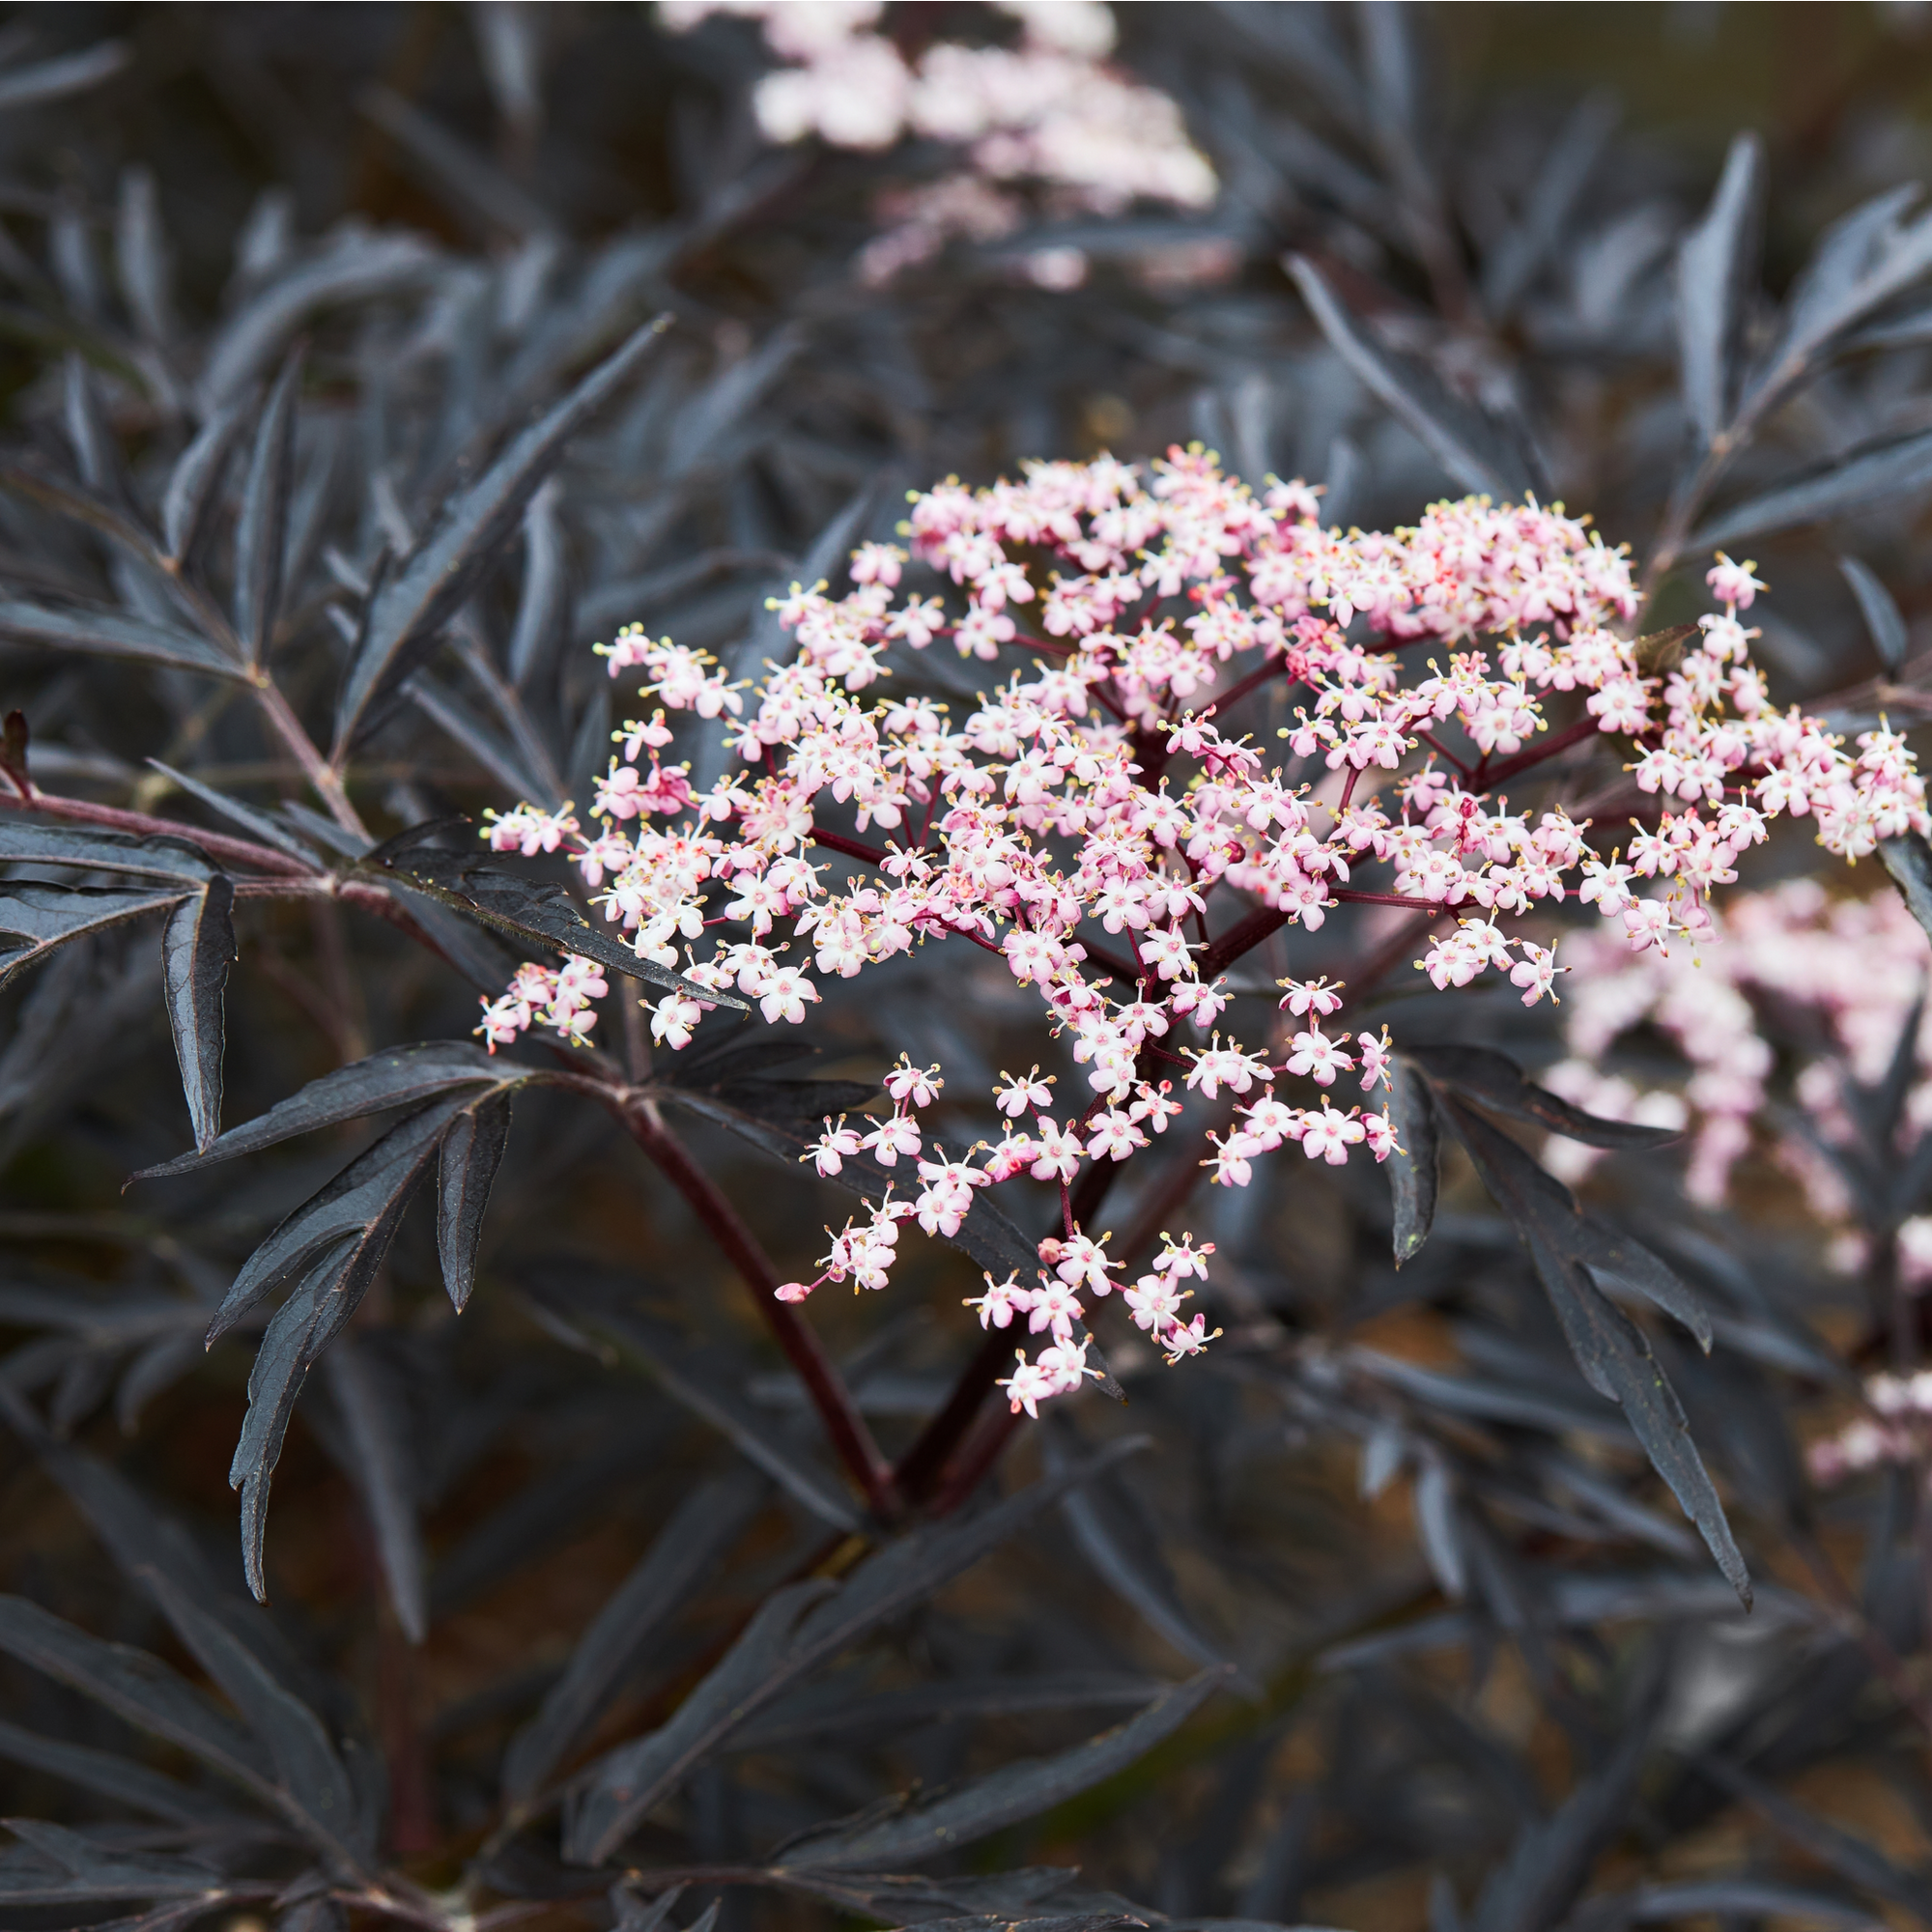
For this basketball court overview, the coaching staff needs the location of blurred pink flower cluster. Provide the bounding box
[1547,880,1932,1251]
[477,446,1926,1413]
[657,1,1217,286]
[1809,1370,1932,1484]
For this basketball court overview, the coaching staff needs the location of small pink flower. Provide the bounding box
[1705,552,1766,610]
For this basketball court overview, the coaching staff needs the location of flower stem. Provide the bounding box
[622,1098,902,1522]
[254,676,370,841]
[0,771,317,876]
[810,824,889,867]
[1473,713,1602,794]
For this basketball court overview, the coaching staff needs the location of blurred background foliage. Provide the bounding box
[4,10,1932,1932]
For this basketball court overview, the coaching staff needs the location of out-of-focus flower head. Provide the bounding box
[659,1,1217,285]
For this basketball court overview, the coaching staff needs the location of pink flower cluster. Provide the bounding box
[967,1230,1221,1415]
[475,958,610,1050]
[475,445,1926,1415]
[656,1,1217,287]
[1547,879,1932,1236]
[1808,1371,1932,1484]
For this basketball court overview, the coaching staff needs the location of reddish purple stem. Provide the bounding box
[622,1100,902,1522]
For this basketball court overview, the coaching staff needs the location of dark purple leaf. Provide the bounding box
[501,1472,766,1805]
[0,1821,219,1903]
[1881,830,1932,947]
[233,350,300,665]
[161,876,235,1154]
[780,1667,1233,1870]
[145,760,322,864]
[508,477,567,688]
[1674,132,1763,447]
[0,820,211,881]
[562,1438,1150,1863]
[0,1597,272,1802]
[0,1719,208,1824]
[0,598,240,678]
[1287,256,1535,499]
[139,1568,358,1857]
[160,402,247,564]
[1387,1058,1439,1264]
[206,1094,470,1343]
[1439,1098,1747,1605]
[65,355,130,503]
[1044,1429,1234,1678]
[437,1087,512,1312]
[322,1338,426,1643]
[199,232,440,411]
[0,880,190,987]
[115,167,175,346]
[134,1041,513,1179]
[332,315,668,752]
[568,1303,861,1530]
[1841,554,1909,671]
[1406,1044,1680,1151]
[0,41,129,111]
[1689,426,1932,552]
[229,1236,378,1605]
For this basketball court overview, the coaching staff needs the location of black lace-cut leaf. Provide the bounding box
[1437,1097,1747,1605]
[0,821,213,881]
[0,1821,221,1903]
[0,41,129,112]
[208,1095,471,1343]
[0,1719,211,1824]
[133,1041,513,1179]
[1748,182,1932,411]
[0,880,192,986]
[377,847,742,1008]
[160,876,235,1153]
[232,350,300,666]
[0,598,240,677]
[1406,1043,1681,1151]
[779,1666,1234,1871]
[562,1439,1148,1863]
[1881,830,1932,945]
[1674,130,1763,447]
[1287,255,1537,499]
[1387,1058,1440,1264]
[1840,554,1910,671]
[160,401,247,565]
[436,1087,512,1312]
[322,1338,427,1645]
[138,1567,359,1857]
[199,230,440,411]
[1689,426,1932,551]
[500,1471,766,1806]
[562,1302,861,1530]
[332,315,668,752]
[1044,1427,1236,1679]
[144,761,322,864]
[0,1597,273,1803]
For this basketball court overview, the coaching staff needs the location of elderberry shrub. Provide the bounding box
[3,9,1932,1932]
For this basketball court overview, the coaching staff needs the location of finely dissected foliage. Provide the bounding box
[7,8,1932,1932]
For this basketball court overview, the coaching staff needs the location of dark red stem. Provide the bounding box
[1199,650,1292,719]
[1473,713,1603,794]
[1332,888,1440,911]
[894,1325,1013,1504]
[623,1100,901,1521]
[810,824,888,867]
[1198,902,1289,980]
[0,777,316,876]
[929,1401,1026,1516]
[1414,729,1473,779]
